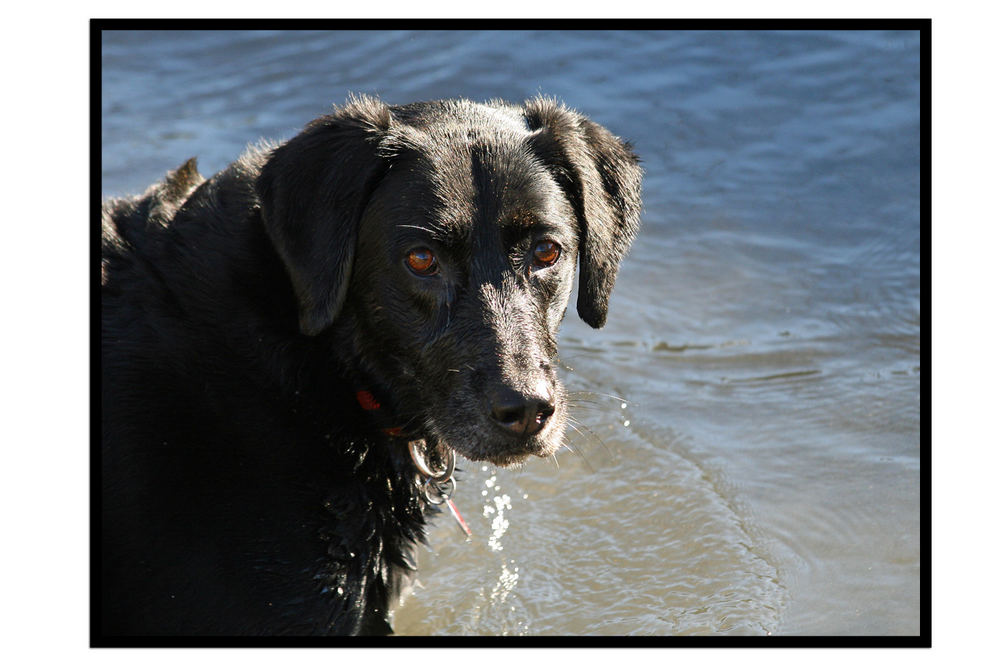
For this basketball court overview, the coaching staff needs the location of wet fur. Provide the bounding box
[100,96,641,636]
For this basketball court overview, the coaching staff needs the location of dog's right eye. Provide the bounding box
[405,248,439,277]
[531,240,561,269]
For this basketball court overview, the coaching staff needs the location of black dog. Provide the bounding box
[100,96,642,636]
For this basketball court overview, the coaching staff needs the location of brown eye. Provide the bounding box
[532,240,561,268]
[405,248,438,276]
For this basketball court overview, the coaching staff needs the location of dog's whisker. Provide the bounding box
[567,390,631,405]
[567,397,600,405]
[566,415,613,457]
[559,427,596,474]
[394,224,449,240]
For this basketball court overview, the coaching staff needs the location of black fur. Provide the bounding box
[100,96,642,636]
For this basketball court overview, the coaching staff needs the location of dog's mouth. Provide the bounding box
[419,398,565,468]
[353,381,563,467]
[355,362,567,468]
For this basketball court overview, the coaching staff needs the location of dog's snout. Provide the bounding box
[488,382,555,438]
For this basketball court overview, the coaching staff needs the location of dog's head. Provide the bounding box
[258,96,642,466]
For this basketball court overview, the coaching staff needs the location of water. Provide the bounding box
[101,29,921,636]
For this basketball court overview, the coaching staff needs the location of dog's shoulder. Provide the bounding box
[102,147,274,268]
[102,158,202,246]
[100,146,285,408]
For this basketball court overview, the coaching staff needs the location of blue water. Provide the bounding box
[102,29,921,636]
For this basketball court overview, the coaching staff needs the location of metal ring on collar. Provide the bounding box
[423,477,456,505]
[408,439,455,481]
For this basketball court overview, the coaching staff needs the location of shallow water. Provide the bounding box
[101,28,921,636]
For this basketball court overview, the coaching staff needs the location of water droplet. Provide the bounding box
[621,402,627,409]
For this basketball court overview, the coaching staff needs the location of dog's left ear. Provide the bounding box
[257,96,392,336]
[524,98,643,329]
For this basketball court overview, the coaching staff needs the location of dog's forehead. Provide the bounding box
[380,124,570,242]
[391,99,530,135]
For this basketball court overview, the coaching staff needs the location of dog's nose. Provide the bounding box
[488,383,555,438]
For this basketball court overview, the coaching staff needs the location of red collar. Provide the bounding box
[354,389,404,437]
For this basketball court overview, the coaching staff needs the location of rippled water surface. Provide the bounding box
[101,28,922,636]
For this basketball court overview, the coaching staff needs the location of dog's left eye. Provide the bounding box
[405,248,439,276]
[531,240,561,268]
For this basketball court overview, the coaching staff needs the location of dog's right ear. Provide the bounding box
[523,97,643,329]
[257,96,392,336]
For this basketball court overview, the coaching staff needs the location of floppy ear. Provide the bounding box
[257,96,392,336]
[524,97,643,329]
